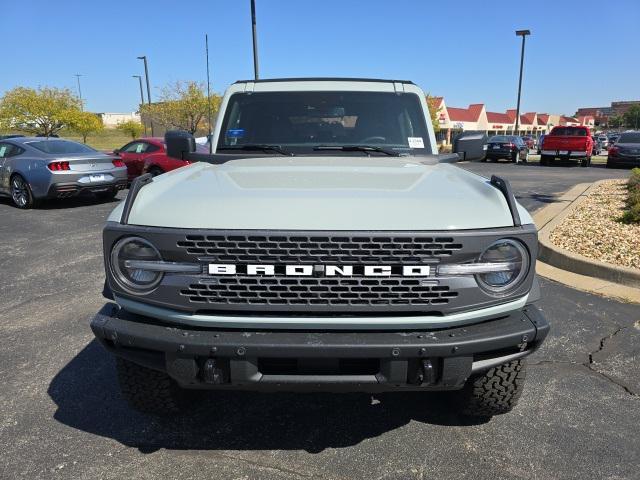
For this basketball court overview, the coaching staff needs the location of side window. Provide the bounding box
[145,144,160,153]
[124,142,143,153]
[0,143,22,158]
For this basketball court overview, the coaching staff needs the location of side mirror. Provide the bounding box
[113,149,120,155]
[165,130,196,159]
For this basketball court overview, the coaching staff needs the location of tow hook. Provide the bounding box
[202,358,227,384]
[411,359,436,385]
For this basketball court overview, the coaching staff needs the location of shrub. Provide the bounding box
[620,168,640,224]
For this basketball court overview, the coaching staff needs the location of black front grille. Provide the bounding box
[176,234,463,264]
[180,277,459,307]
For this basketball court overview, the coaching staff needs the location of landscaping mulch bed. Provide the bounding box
[550,180,640,270]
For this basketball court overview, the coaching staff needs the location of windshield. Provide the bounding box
[216,91,431,155]
[27,140,97,154]
[618,132,640,143]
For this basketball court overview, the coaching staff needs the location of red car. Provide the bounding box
[540,126,594,167]
[114,137,199,181]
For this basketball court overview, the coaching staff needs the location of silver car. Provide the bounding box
[0,137,127,208]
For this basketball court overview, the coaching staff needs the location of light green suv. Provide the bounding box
[91,78,549,418]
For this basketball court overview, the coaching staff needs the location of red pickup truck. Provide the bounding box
[540,126,593,167]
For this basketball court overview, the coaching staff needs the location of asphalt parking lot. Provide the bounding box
[1,159,638,480]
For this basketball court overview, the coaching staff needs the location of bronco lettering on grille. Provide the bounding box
[208,264,431,277]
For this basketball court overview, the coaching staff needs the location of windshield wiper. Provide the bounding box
[313,145,402,156]
[218,144,294,156]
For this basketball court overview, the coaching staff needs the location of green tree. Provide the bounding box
[0,86,82,136]
[140,81,221,134]
[116,120,145,139]
[608,116,623,128]
[70,111,104,143]
[623,105,640,129]
[426,95,441,133]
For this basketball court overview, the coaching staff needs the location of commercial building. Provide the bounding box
[96,112,141,128]
[432,97,585,145]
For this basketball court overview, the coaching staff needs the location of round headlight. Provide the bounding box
[476,239,529,295]
[110,237,163,294]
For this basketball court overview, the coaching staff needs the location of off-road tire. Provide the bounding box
[116,357,190,416]
[456,359,527,418]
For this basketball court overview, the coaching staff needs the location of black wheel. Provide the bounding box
[10,174,36,209]
[511,151,518,163]
[454,359,527,418]
[606,161,614,169]
[540,155,550,166]
[580,157,590,167]
[95,188,118,201]
[116,357,192,416]
[148,166,164,177]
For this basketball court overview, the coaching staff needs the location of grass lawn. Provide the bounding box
[61,129,135,151]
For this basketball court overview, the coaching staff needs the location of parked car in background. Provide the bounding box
[141,143,210,176]
[598,135,609,149]
[592,137,602,156]
[484,135,529,162]
[540,126,593,167]
[536,134,546,154]
[114,137,210,180]
[0,137,127,208]
[113,137,165,183]
[607,131,640,168]
[521,135,535,150]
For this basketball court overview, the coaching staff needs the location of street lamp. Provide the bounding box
[250,0,259,80]
[137,55,154,136]
[514,29,531,136]
[74,74,83,111]
[132,75,147,136]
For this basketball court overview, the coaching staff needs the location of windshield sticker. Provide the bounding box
[227,129,245,138]
[408,137,424,149]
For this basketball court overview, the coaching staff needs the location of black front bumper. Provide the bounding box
[91,303,549,392]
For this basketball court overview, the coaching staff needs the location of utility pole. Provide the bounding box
[205,34,213,153]
[251,0,259,80]
[74,74,83,111]
[137,56,154,136]
[132,75,147,136]
[514,30,531,137]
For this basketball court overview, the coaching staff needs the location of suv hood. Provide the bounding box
[110,157,532,230]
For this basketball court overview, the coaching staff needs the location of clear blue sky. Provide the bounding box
[2,0,638,115]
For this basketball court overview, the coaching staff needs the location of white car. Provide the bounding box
[91,78,549,419]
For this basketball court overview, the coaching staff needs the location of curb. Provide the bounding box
[532,180,640,303]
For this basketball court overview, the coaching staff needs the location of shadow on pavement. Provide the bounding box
[0,193,122,210]
[48,340,488,454]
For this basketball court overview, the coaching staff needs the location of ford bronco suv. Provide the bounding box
[91,78,549,418]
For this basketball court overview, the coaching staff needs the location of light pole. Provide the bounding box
[132,75,147,136]
[514,29,530,137]
[137,55,154,136]
[74,74,83,111]
[250,0,259,80]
